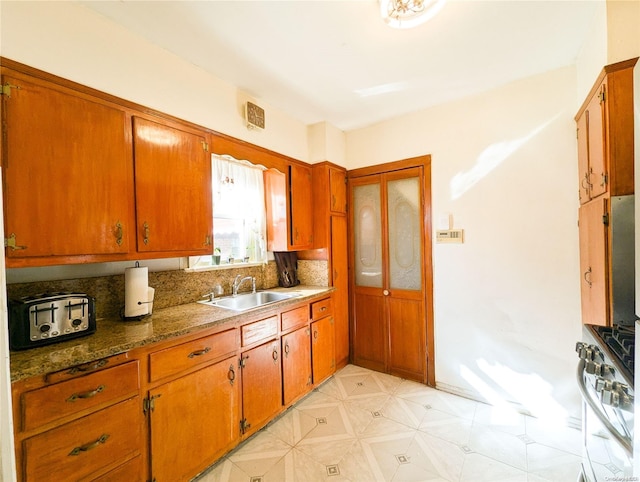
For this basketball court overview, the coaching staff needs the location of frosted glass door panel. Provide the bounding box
[388,177,421,291]
[354,183,382,288]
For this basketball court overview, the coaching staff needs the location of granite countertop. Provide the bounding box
[10,286,333,383]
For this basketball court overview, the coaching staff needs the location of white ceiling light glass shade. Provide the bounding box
[379,0,447,29]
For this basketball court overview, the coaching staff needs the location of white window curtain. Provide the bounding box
[212,154,267,264]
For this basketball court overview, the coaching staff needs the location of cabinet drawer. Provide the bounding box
[21,361,140,432]
[241,316,278,347]
[281,305,308,332]
[150,329,237,382]
[311,298,333,320]
[23,396,141,482]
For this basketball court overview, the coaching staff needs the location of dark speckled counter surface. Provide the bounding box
[10,286,333,383]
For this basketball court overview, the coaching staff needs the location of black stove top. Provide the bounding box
[588,324,635,385]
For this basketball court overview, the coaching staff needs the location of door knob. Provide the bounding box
[383,290,390,296]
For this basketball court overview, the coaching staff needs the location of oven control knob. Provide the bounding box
[596,363,614,377]
[595,378,611,393]
[72,318,83,327]
[585,361,599,374]
[39,324,51,333]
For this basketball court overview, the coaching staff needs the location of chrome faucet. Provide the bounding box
[232,275,256,297]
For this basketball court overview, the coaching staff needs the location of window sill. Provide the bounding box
[184,262,265,273]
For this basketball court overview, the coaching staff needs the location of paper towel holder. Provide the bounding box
[121,261,154,321]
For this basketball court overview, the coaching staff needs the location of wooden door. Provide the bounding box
[331,215,350,368]
[2,73,133,261]
[350,161,432,384]
[149,357,238,482]
[264,168,288,251]
[240,340,282,435]
[282,326,311,405]
[289,163,313,249]
[312,316,335,384]
[133,116,212,254]
[586,82,607,200]
[578,198,609,326]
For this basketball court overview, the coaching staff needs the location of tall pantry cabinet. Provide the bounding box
[576,57,637,326]
[305,162,349,369]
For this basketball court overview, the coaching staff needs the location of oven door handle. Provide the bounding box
[576,359,633,457]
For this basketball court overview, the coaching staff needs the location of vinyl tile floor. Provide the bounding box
[194,364,582,482]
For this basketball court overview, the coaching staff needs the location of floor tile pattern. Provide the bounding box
[195,365,582,482]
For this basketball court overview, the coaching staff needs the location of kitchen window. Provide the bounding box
[188,154,267,269]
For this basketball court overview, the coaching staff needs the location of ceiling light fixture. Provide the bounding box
[379,0,447,29]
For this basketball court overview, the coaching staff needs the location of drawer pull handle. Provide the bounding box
[320,306,327,311]
[188,347,211,359]
[69,434,110,456]
[67,359,108,375]
[67,385,105,402]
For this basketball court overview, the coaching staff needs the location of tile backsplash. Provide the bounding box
[6,260,328,319]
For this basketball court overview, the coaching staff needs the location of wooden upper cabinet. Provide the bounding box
[329,167,347,214]
[132,117,212,254]
[289,163,313,249]
[265,163,313,251]
[2,72,134,265]
[575,58,637,203]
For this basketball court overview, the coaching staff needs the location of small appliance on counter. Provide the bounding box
[8,292,96,350]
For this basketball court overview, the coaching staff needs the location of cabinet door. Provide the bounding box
[282,326,311,405]
[265,168,288,251]
[150,357,239,482]
[311,316,335,384]
[2,74,133,261]
[331,216,350,368]
[576,110,590,204]
[329,168,347,214]
[289,163,313,249]
[240,340,282,435]
[578,198,609,326]
[133,117,212,254]
[586,82,607,200]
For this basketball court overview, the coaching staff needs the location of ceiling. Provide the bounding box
[80,0,599,131]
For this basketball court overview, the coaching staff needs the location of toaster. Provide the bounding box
[8,293,96,350]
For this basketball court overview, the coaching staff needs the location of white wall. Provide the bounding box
[0,1,310,163]
[606,0,640,64]
[347,66,583,421]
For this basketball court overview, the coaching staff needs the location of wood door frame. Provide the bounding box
[347,155,435,386]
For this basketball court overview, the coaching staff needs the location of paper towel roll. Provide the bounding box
[125,265,149,318]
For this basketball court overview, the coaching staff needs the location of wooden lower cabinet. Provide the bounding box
[23,396,142,482]
[240,339,282,436]
[282,326,312,405]
[12,296,339,481]
[311,316,336,384]
[149,356,239,482]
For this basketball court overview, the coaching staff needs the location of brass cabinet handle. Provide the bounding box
[66,385,105,402]
[204,234,212,246]
[143,222,150,245]
[584,267,592,287]
[188,347,211,359]
[115,222,123,246]
[66,359,108,375]
[313,330,318,340]
[284,343,290,357]
[272,348,279,363]
[68,434,110,456]
[228,365,236,385]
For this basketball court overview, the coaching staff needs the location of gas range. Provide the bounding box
[587,324,635,386]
